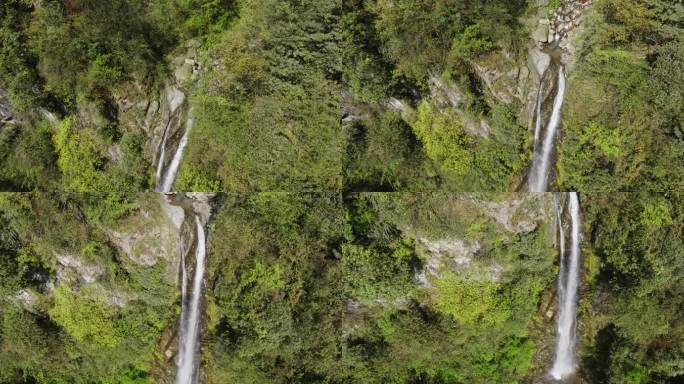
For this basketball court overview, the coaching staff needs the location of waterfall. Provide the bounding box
[154,86,190,193]
[550,192,581,380]
[528,67,566,192]
[155,125,171,190]
[176,215,206,384]
[533,83,544,145]
[178,234,188,353]
[159,116,194,193]
[555,195,566,301]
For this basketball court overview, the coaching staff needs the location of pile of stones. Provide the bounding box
[534,0,592,44]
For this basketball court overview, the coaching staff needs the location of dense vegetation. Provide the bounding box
[1,0,683,383]
[0,192,178,383]
[581,193,684,383]
[2,192,683,383]
[1,192,560,383]
[202,193,556,383]
[7,0,680,191]
[558,0,684,191]
[0,0,237,192]
[177,0,534,191]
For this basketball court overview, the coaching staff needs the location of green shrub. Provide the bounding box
[450,24,495,61]
[49,285,123,348]
[412,101,473,177]
[433,272,503,325]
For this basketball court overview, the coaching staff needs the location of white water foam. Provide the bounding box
[529,68,566,192]
[550,192,581,380]
[176,216,206,384]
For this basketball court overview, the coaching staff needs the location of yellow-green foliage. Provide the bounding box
[580,121,623,158]
[175,164,221,192]
[49,285,122,348]
[639,199,673,229]
[433,272,503,326]
[53,118,106,192]
[450,24,495,60]
[412,101,473,177]
[584,248,602,285]
[52,118,139,223]
[241,261,286,291]
[410,101,527,190]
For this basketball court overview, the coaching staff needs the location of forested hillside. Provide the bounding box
[1,193,683,383]
[558,0,684,190]
[1,0,681,192]
[1,1,683,384]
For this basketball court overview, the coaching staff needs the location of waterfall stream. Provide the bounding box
[176,215,206,384]
[159,116,194,193]
[155,86,192,193]
[528,67,566,192]
[550,192,581,380]
[155,125,171,190]
[533,83,544,145]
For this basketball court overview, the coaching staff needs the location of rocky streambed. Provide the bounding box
[534,0,593,45]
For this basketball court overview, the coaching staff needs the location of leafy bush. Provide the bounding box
[433,272,502,325]
[583,193,684,382]
[49,285,123,347]
[412,101,474,177]
[344,110,435,191]
[340,241,417,303]
[450,24,495,61]
[53,117,107,192]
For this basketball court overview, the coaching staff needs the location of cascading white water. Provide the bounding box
[529,67,566,192]
[555,195,566,300]
[178,236,188,351]
[533,83,544,145]
[155,126,171,190]
[159,116,194,193]
[550,192,581,380]
[155,87,187,192]
[176,215,206,384]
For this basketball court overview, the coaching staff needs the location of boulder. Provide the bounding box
[529,47,551,78]
[472,193,554,234]
[416,237,506,284]
[102,195,184,286]
[0,89,13,123]
[55,253,105,283]
[534,23,549,43]
[13,289,40,314]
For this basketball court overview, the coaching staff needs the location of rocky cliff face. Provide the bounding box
[414,193,556,286]
[106,194,184,282]
[426,0,590,149]
[113,78,192,179]
[21,194,185,308]
[152,192,215,384]
[0,89,14,125]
